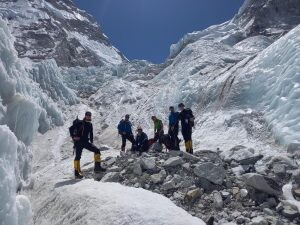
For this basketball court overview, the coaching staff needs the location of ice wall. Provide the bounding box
[0,125,32,225]
[0,17,77,224]
[227,25,300,146]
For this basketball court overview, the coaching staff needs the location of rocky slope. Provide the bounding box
[0,0,125,67]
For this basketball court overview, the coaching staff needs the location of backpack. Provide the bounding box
[69,117,84,137]
[186,109,195,127]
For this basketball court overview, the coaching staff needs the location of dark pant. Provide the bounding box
[121,133,135,149]
[182,127,192,142]
[75,141,100,160]
[154,130,164,144]
[168,125,180,150]
[136,143,149,153]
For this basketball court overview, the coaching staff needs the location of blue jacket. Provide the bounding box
[169,112,179,127]
[117,120,133,134]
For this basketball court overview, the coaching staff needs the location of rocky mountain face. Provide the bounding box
[234,0,300,38]
[0,0,125,67]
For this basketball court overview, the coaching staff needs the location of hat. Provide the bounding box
[85,111,92,116]
[178,103,185,108]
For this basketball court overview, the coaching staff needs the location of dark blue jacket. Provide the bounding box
[169,112,179,127]
[136,132,148,147]
[117,120,133,134]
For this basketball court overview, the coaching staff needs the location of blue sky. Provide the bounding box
[73,0,244,63]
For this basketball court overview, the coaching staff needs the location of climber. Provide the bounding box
[117,114,135,151]
[69,111,106,179]
[135,126,149,154]
[151,116,164,144]
[178,103,195,154]
[168,106,180,150]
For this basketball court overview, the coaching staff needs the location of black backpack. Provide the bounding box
[69,117,84,137]
[186,108,195,127]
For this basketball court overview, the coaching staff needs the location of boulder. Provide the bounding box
[140,157,156,170]
[107,165,121,172]
[272,163,286,177]
[168,150,200,162]
[101,172,120,183]
[163,156,184,167]
[292,169,300,184]
[281,206,299,219]
[162,179,176,191]
[150,170,167,184]
[185,188,202,203]
[195,177,219,193]
[243,173,282,196]
[193,162,225,185]
[249,216,268,225]
[293,188,300,198]
[213,191,223,210]
[149,142,163,152]
[104,157,116,167]
[133,162,142,176]
[239,155,263,165]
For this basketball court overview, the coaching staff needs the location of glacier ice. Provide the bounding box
[227,25,300,146]
[0,125,32,225]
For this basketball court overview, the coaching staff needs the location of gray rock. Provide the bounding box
[263,208,274,216]
[236,216,245,224]
[150,170,167,184]
[182,163,191,170]
[149,142,163,152]
[140,157,156,170]
[292,169,300,184]
[162,179,176,191]
[276,203,284,212]
[213,191,223,210]
[101,172,120,182]
[249,216,268,225]
[281,206,299,219]
[273,163,286,176]
[104,157,116,167]
[193,162,225,185]
[240,188,248,198]
[163,156,184,167]
[107,165,121,172]
[243,173,282,196]
[239,155,263,165]
[133,162,142,176]
[294,188,300,197]
[287,142,300,155]
[169,150,200,162]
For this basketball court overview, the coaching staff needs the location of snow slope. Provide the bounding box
[36,180,204,225]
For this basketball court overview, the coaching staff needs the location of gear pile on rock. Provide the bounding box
[86,143,300,225]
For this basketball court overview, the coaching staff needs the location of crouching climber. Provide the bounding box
[135,126,149,154]
[69,111,106,179]
[151,116,164,144]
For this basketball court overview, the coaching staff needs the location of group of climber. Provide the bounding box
[117,103,195,155]
[69,103,194,179]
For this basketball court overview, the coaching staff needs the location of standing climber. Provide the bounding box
[168,106,180,150]
[135,126,149,154]
[151,116,164,143]
[69,111,106,179]
[178,103,195,154]
[117,114,135,151]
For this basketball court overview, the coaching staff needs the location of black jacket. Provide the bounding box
[70,120,94,143]
[178,108,195,129]
[136,132,148,147]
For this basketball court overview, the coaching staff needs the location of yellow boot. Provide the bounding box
[185,141,190,153]
[74,160,83,179]
[189,140,194,154]
[94,154,106,173]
